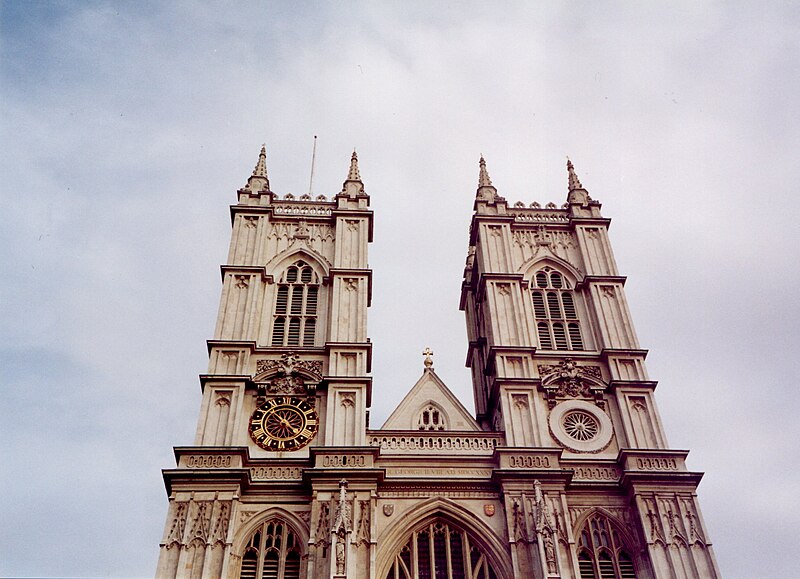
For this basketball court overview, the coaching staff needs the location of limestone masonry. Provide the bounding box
[157,147,720,579]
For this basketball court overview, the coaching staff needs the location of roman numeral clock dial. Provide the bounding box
[249,396,319,451]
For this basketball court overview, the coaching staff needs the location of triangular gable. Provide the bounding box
[380,368,481,431]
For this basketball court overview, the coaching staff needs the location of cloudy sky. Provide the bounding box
[2,2,798,577]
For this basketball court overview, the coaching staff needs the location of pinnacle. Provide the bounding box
[253,144,268,178]
[347,150,361,181]
[567,157,583,190]
[478,156,493,188]
[244,144,271,192]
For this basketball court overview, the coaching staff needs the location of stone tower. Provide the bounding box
[157,149,720,579]
[157,146,374,578]
[459,158,721,579]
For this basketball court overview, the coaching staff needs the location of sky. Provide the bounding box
[1,1,798,577]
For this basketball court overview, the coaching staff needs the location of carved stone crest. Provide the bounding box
[266,375,306,395]
[483,504,496,517]
[257,352,323,381]
[538,358,605,408]
[382,504,394,517]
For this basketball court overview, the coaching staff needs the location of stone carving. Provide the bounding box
[267,221,334,241]
[483,504,495,516]
[667,508,689,546]
[530,481,559,574]
[465,246,475,268]
[512,211,570,224]
[251,466,302,480]
[265,375,306,395]
[331,480,351,575]
[210,501,230,546]
[543,533,557,574]
[533,224,553,246]
[239,509,257,524]
[315,502,331,547]
[244,216,259,228]
[186,501,212,547]
[646,507,667,544]
[186,455,232,468]
[601,285,616,298]
[368,434,500,453]
[344,278,359,292]
[382,504,394,517]
[340,393,356,408]
[512,498,529,543]
[682,499,705,543]
[551,498,568,545]
[512,394,529,409]
[234,275,249,289]
[299,510,311,526]
[356,500,371,545]
[292,220,310,239]
[273,205,333,217]
[346,219,359,232]
[256,352,323,381]
[538,358,605,408]
[165,502,188,549]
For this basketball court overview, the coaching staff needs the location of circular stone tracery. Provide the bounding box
[562,410,599,441]
[548,400,614,453]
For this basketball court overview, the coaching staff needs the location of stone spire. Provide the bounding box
[566,157,595,208]
[347,150,361,181]
[478,156,493,187]
[244,144,271,192]
[341,150,365,197]
[475,156,498,204]
[566,158,584,191]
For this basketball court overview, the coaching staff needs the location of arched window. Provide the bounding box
[272,260,320,347]
[417,404,447,431]
[532,267,584,351]
[386,519,498,579]
[576,513,637,579]
[240,519,302,579]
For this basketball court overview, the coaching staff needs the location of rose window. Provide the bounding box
[562,411,599,441]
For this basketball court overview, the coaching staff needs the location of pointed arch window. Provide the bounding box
[417,404,447,431]
[239,519,302,579]
[532,267,584,351]
[272,260,320,347]
[386,520,498,579]
[576,513,637,579]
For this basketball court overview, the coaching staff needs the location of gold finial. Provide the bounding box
[422,347,434,369]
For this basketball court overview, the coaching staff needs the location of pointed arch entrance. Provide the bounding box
[378,499,512,579]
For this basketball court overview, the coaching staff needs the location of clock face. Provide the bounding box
[249,396,318,451]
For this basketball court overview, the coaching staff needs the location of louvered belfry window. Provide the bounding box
[385,520,498,579]
[576,513,637,579]
[239,520,302,579]
[271,260,320,347]
[532,267,584,351]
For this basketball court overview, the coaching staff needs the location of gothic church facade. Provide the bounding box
[157,147,720,579]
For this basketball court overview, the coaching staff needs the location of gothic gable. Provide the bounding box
[380,368,480,431]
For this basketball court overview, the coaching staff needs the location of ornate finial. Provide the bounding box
[567,157,583,190]
[422,347,434,369]
[347,150,361,181]
[478,156,493,187]
[534,480,544,504]
[253,144,268,177]
[244,144,271,192]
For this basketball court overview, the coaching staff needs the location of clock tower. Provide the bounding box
[156,146,374,578]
